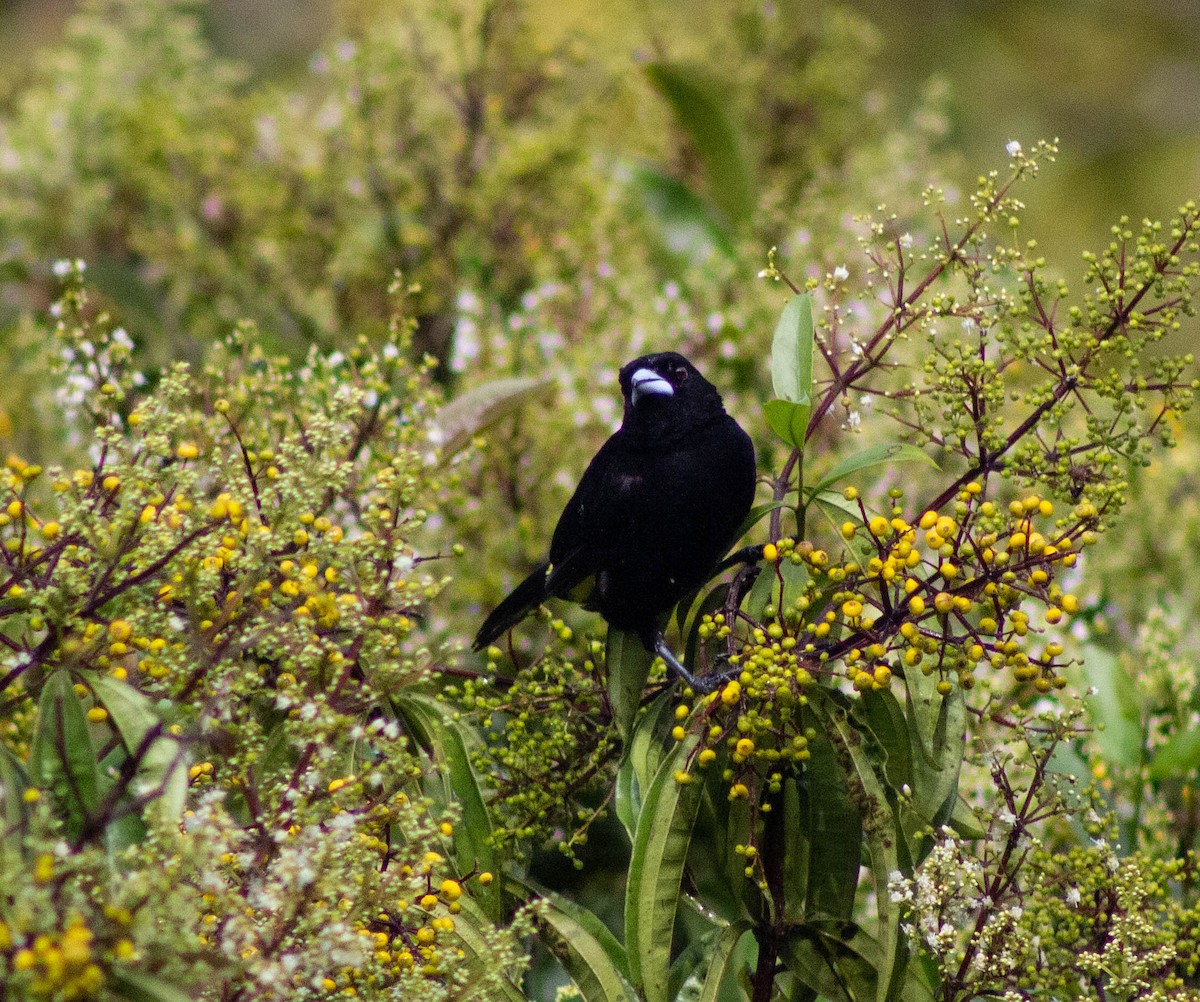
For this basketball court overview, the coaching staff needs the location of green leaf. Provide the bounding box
[512,875,634,1002]
[109,971,196,1002]
[644,62,757,228]
[798,712,862,923]
[451,895,529,1002]
[440,720,499,920]
[614,758,640,844]
[856,689,914,793]
[434,375,555,460]
[743,560,777,620]
[396,694,498,916]
[948,795,986,840]
[807,487,864,522]
[0,742,30,836]
[626,164,735,262]
[626,734,704,1002]
[810,691,907,1002]
[30,671,100,841]
[903,666,967,862]
[608,628,655,744]
[1080,644,1143,770]
[770,293,815,405]
[812,443,939,495]
[764,399,811,449]
[1149,726,1200,781]
[780,923,934,1002]
[685,921,750,1002]
[733,501,792,542]
[88,674,188,830]
[627,691,678,802]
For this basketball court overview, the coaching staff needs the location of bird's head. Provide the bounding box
[618,352,726,440]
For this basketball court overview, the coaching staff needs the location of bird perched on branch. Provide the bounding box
[474,351,756,691]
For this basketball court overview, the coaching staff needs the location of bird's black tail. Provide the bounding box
[472,561,550,650]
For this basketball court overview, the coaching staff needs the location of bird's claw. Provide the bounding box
[653,635,740,695]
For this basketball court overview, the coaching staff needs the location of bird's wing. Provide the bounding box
[547,433,642,575]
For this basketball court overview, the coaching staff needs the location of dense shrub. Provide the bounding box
[2,2,1200,1001]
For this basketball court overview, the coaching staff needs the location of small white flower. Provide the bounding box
[1006,140,1022,157]
[52,259,72,277]
[1065,886,1082,907]
[899,232,913,249]
[833,265,849,282]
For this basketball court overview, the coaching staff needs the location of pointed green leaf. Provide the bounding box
[109,971,195,1002]
[626,734,704,1002]
[770,293,815,405]
[451,894,529,1002]
[626,164,735,261]
[396,694,498,915]
[518,877,635,1002]
[856,689,914,792]
[644,62,757,228]
[30,671,100,840]
[807,487,865,522]
[608,628,654,743]
[810,691,907,1002]
[813,443,939,495]
[0,742,30,836]
[682,921,750,1002]
[764,399,811,449]
[440,720,499,920]
[733,501,791,542]
[434,375,555,460]
[88,674,187,829]
[627,691,678,800]
[1080,644,1143,770]
[798,716,861,923]
[948,795,986,840]
[1149,726,1200,781]
[780,923,933,1002]
[902,667,966,865]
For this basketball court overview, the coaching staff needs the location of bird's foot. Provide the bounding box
[652,636,738,695]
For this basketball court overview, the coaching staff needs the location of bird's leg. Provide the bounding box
[716,543,765,575]
[651,633,720,695]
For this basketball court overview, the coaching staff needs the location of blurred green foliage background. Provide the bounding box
[4,0,1198,268]
[0,1,1198,997]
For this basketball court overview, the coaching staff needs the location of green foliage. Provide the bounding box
[0,271,530,999]
[1,1,1200,1001]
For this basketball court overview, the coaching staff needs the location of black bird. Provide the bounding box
[474,351,756,691]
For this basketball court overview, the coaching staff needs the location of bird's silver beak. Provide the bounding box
[630,368,674,404]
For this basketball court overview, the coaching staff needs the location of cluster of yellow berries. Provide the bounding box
[670,484,1093,812]
[747,484,1086,695]
[1,913,133,1000]
[320,857,495,990]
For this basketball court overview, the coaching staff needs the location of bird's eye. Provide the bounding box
[674,366,688,382]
